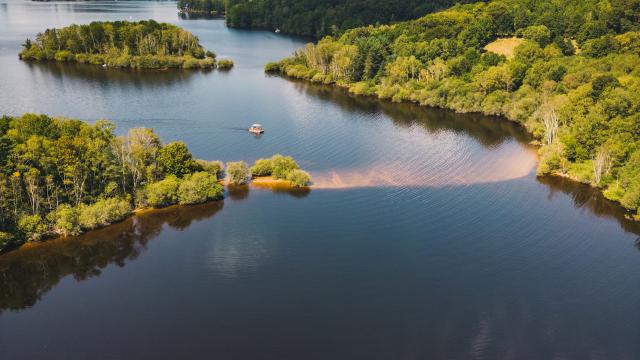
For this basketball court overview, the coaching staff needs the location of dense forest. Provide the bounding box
[268,0,640,216]
[178,0,226,16]
[19,20,220,69]
[224,0,473,37]
[0,114,226,252]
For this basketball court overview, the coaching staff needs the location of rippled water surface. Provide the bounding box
[1,1,640,359]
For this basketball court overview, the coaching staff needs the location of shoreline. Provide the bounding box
[276,73,639,220]
[0,177,307,255]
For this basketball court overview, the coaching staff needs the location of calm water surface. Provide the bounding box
[1,1,640,359]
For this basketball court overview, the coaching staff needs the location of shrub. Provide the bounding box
[226,161,250,185]
[158,141,196,177]
[196,159,224,179]
[517,25,552,47]
[250,158,273,176]
[54,50,74,62]
[183,57,200,69]
[217,59,234,70]
[0,232,14,250]
[140,176,181,208]
[206,50,216,59]
[53,204,81,236]
[271,154,299,179]
[178,172,224,205]
[18,214,47,241]
[286,169,311,187]
[199,57,216,68]
[78,198,132,230]
[264,61,281,73]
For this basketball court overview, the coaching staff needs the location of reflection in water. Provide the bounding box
[228,183,311,200]
[24,61,207,88]
[538,176,640,236]
[290,80,534,148]
[0,201,223,312]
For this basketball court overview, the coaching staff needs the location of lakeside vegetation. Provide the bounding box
[267,0,640,217]
[224,0,472,38]
[19,20,221,69]
[0,113,312,252]
[0,114,226,251]
[178,0,225,16]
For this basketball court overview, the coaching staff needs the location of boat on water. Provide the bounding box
[249,124,264,134]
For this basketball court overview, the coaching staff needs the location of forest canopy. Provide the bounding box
[178,0,226,16]
[0,114,226,251]
[19,20,220,69]
[269,0,640,215]
[224,0,473,38]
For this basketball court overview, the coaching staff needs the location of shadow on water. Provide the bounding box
[0,183,310,312]
[23,60,209,88]
[0,201,224,313]
[287,79,534,149]
[538,175,640,237]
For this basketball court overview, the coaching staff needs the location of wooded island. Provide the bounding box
[19,20,230,70]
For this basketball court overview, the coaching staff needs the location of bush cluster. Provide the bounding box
[250,154,311,187]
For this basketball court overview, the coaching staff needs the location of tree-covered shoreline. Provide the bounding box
[267,0,640,217]
[19,20,225,70]
[178,0,226,17]
[224,0,474,38]
[0,114,311,253]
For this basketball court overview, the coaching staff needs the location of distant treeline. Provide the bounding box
[178,0,225,15]
[215,0,469,37]
[268,0,640,216]
[19,20,221,69]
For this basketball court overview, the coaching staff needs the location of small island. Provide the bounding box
[178,0,225,17]
[18,20,233,70]
[0,113,310,253]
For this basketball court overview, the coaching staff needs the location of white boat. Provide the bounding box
[249,124,264,134]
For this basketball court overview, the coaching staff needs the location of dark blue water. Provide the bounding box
[1,1,639,359]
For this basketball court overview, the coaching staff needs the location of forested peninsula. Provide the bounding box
[266,0,640,217]
[224,0,471,38]
[19,20,226,70]
[0,114,310,253]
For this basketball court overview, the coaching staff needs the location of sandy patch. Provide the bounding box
[310,150,538,189]
[484,37,524,59]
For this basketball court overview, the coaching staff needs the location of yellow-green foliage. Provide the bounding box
[217,59,234,70]
[139,176,181,208]
[270,154,299,180]
[250,158,274,176]
[270,0,640,211]
[286,169,311,187]
[19,20,220,70]
[178,172,224,205]
[226,161,250,185]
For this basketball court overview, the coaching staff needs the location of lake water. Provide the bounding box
[1,1,640,359]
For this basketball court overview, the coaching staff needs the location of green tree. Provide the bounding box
[178,172,224,205]
[226,161,250,185]
[158,141,196,178]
